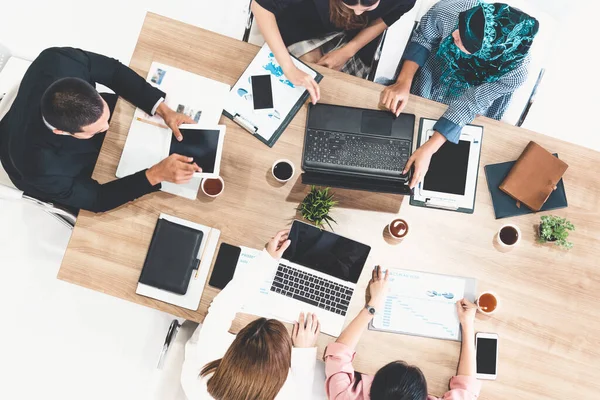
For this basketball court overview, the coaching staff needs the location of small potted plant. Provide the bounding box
[538,215,575,249]
[297,186,337,230]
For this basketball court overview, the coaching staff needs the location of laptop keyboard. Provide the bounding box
[270,264,352,316]
[304,129,410,177]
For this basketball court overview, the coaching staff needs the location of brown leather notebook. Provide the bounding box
[499,141,568,211]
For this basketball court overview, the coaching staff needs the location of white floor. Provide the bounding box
[0,1,598,399]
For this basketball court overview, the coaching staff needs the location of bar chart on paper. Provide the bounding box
[371,269,477,341]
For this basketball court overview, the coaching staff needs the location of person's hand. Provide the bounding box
[316,46,353,72]
[456,298,477,328]
[156,102,195,142]
[146,154,201,185]
[403,142,435,189]
[285,66,320,105]
[292,312,320,348]
[365,265,390,310]
[265,229,291,259]
[380,80,411,117]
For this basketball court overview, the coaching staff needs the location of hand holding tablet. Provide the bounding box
[169,125,226,179]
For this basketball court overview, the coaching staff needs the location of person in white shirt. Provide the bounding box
[181,229,321,400]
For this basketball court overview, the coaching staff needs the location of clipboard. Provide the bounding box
[223,43,323,147]
[410,118,483,214]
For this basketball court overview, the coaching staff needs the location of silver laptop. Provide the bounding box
[266,220,371,337]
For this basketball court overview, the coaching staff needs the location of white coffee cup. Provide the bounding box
[496,223,521,248]
[476,291,500,315]
[271,159,295,183]
[201,176,224,198]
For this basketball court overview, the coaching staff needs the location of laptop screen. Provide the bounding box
[282,221,371,284]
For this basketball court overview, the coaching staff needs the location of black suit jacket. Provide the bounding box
[0,47,166,212]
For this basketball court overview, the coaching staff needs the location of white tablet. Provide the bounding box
[170,125,226,179]
[414,120,483,211]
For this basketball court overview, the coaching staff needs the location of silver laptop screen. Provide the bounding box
[282,221,371,284]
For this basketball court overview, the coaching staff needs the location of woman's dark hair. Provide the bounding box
[41,77,104,133]
[330,0,379,30]
[369,361,428,400]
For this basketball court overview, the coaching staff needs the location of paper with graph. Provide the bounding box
[370,269,476,341]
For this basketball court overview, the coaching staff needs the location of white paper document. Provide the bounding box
[371,269,476,341]
[232,246,279,318]
[224,43,318,142]
[116,62,230,199]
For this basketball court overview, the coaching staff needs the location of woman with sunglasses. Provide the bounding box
[251,0,416,104]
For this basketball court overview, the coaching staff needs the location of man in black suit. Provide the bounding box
[0,47,201,213]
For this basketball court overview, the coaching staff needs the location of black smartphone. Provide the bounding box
[251,74,274,111]
[208,243,242,290]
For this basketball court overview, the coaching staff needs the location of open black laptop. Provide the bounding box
[301,103,416,195]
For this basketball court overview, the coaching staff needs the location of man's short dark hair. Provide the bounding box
[41,77,104,133]
[370,361,428,400]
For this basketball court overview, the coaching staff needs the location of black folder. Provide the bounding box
[484,154,568,219]
[139,218,204,295]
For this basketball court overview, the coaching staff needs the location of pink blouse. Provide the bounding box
[324,343,482,400]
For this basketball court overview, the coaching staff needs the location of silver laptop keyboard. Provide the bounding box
[270,263,352,316]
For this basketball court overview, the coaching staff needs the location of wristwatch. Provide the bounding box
[365,304,376,315]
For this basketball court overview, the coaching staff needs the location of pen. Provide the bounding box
[136,117,168,129]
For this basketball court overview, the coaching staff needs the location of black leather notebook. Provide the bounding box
[139,218,204,295]
[484,154,568,219]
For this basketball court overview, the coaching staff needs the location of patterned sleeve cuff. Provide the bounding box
[433,117,462,144]
[403,42,430,67]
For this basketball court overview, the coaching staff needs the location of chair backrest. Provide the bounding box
[0,43,11,75]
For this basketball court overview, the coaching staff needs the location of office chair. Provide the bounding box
[0,184,76,228]
[0,43,10,75]
[0,46,76,229]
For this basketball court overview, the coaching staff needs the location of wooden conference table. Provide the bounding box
[58,12,600,400]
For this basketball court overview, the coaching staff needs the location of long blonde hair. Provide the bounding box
[200,318,292,400]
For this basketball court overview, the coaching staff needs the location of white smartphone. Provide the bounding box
[475,332,499,380]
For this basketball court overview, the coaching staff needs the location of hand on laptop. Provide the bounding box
[155,102,196,142]
[265,229,291,259]
[365,266,390,310]
[380,80,411,117]
[146,154,201,186]
[292,312,320,348]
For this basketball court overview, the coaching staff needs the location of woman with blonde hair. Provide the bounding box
[181,230,321,399]
[251,0,416,103]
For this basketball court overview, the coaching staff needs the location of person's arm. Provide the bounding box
[317,19,388,71]
[289,312,320,399]
[32,154,199,213]
[401,56,529,189]
[442,299,482,398]
[434,62,529,144]
[380,1,446,116]
[251,0,320,103]
[324,266,389,398]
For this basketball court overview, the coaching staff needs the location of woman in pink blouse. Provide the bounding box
[325,266,482,400]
